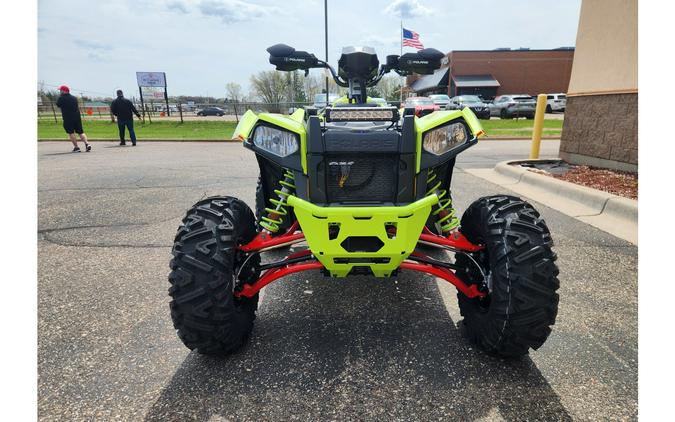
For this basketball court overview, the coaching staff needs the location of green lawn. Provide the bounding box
[38,120,238,140]
[481,118,563,137]
[38,117,562,140]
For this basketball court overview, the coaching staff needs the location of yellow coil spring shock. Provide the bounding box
[260,169,296,233]
[426,168,460,233]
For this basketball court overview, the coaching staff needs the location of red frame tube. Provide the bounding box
[420,227,484,252]
[235,221,486,299]
[399,262,485,298]
[239,221,304,252]
[236,258,323,298]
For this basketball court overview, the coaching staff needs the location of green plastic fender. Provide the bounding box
[287,194,439,277]
[289,108,305,123]
[414,107,486,173]
[232,110,258,141]
[233,110,308,174]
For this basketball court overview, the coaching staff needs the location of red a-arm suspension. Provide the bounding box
[236,222,486,299]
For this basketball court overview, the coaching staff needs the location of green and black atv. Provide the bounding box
[168,44,560,357]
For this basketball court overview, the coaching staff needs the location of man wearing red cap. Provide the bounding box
[56,85,91,152]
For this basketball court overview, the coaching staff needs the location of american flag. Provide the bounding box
[402,28,424,50]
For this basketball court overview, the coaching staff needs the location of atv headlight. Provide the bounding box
[423,122,469,155]
[252,125,298,157]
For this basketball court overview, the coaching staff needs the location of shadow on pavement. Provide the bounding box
[41,151,84,156]
[145,249,570,421]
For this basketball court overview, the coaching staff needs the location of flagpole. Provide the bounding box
[399,20,403,103]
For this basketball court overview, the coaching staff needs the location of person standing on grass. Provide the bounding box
[110,89,141,146]
[56,85,91,152]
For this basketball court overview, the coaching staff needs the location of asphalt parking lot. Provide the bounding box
[38,139,636,421]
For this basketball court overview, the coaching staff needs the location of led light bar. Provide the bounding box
[325,107,399,122]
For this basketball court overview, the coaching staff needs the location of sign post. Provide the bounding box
[138,86,146,123]
[136,72,168,119]
[163,74,170,117]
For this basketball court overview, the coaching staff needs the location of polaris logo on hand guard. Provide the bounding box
[329,161,354,188]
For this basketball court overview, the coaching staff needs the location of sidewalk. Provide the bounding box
[465,160,637,244]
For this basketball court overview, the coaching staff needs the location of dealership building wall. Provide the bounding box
[559,0,638,172]
[406,49,574,99]
[447,49,574,98]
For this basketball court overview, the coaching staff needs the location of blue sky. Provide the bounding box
[38,0,581,98]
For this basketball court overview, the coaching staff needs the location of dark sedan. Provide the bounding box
[448,95,491,119]
[197,107,225,116]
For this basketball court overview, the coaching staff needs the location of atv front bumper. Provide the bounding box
[287,195,439,277]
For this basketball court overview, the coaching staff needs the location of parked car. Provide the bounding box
[401,96,439,117]
[197,106,225,116]
[313,93,340,108]
[448,95,491,119]
[489,95,536,119]
[428,94,451,110]
[546,93,567,113]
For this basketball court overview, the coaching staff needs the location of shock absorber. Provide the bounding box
[425,168,460,234]
[260,169,296,233]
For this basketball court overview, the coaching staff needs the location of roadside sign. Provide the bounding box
[136,71,170,117]
[141,86,165,100]
[136,72,166,87]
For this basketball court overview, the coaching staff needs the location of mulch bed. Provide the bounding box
[524,163,637,199]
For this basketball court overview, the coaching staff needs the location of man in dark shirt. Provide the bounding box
[110,90,141,146]
[56,85,91,152]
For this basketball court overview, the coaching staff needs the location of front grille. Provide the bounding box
[325,153,398,203]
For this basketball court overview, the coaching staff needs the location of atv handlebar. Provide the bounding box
[266,43,445,103]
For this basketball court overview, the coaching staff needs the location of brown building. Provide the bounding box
[408,48,575,100]
[558,0,637,172]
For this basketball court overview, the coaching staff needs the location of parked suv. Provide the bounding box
[428,94,451,110]
[546,93,566,113]
[448,95,491,119]
[489,95,536,119]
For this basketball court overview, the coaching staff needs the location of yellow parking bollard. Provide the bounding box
[530,93,547,159]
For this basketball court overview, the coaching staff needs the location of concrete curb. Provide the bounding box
[468,160,637,244]
[495,161,613,212]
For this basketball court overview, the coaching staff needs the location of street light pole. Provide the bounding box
[324,0,329,105]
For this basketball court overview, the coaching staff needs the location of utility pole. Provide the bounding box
[324,0,329,105]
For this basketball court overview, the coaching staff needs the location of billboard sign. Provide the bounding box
[141,86,165,100]
[136,72,166,87]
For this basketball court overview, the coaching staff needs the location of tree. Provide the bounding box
[225,82,243,103]
[291,71,306,102]
[376,74,403,101]
[250,70,289,112]
[303,74,322,101]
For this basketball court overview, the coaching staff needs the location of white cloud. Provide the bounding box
[197,0,274,22]
[361,34,400,49]
[385,0,432,19]
[38,0,582,96]
[166,1,190,14]
[74,40,113,51]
